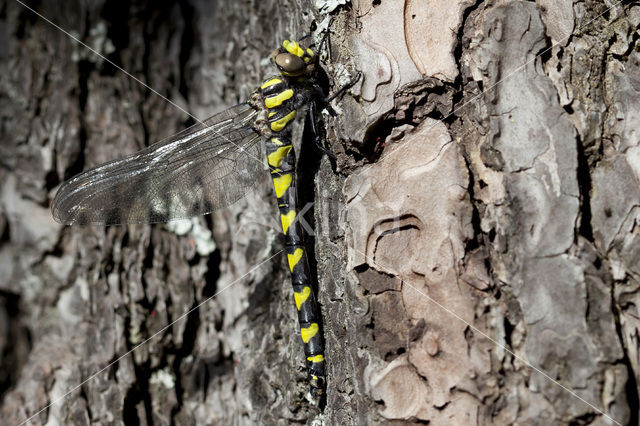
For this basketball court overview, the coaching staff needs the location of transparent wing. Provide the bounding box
[52,104,266,225]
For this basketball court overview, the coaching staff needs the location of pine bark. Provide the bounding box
[1,1,639,425]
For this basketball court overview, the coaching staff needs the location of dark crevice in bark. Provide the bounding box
[203,249,221,298]
[194,360,210,400]
[139,236,155,312]
[138,4,167,149]
[354,263,369,274]
[122,359,153,425]
[13,3,36,40]
[100,1,131,77]
[623,359,640,426]
[0,290,27,400]
[502,312,514,354]
[142,232,154,272]
[170,300,201,420]
[352,113,389,161]
[609,29,639,61]
[389,347,406,361]
[178,1,195,103]
[0,217,10,243]
[454,1,492,296]
[103,259,114,289]
[453,0,482,100]
[122,301,153,425]
[462,154,484,254]
[33,68,49,119]
[65,58,92,181]
[140,6,154,91]
[80,383,92,421]
[568,412,596,426]
[201,214,221,299]
[122,316,152,425]
[575,134,594,242]
[359,80,451,163]
[45,170,59,193]
[538,34,553,67]
[137,100,151,148]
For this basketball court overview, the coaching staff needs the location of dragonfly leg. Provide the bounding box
[308,71,361,159]
[311,70,361,107]
[325,70,362,103]
[309,101,337,159]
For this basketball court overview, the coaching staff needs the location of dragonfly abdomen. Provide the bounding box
[257,74,326,399]
[265,133,326,399]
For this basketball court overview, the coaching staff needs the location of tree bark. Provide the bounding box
[1,0,639,425]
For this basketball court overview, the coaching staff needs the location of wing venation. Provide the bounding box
[52,104,265,225]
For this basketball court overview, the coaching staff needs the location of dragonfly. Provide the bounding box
[52,37,359,403]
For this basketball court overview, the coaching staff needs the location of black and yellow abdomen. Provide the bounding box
[256,72,326,399]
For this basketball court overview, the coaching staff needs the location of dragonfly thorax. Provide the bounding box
[249,40,318,138]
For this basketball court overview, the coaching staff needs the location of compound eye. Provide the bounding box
[275,53,306,74]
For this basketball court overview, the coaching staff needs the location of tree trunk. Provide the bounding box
[1,0,639,425]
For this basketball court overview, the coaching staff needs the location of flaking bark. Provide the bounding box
[1,1,640,425]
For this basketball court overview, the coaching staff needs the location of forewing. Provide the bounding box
[52,104,266,225]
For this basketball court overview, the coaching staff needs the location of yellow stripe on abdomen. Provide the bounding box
[300,323,319,343]
[294,286,311,310]
[287,248,303,272]
[265,89,294,108]
[271,110,296,132]
[280,210,296,234]
[307,354,324,363]
[272,173,292,198]
[267,145,292,168]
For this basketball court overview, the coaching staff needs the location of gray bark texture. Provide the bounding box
[1,0,639,425]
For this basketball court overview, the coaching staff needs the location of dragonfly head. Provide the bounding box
[272,40,316,77]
